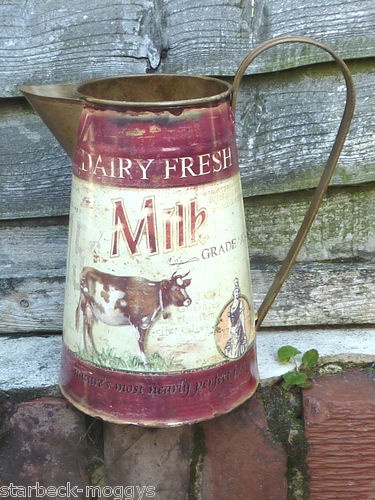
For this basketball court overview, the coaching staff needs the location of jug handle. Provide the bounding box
[231,35,356,331]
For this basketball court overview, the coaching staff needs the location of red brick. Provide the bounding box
[303,369,375,499]
[201,393,288,500]
[0,397,94,491]
[104,423,193,499]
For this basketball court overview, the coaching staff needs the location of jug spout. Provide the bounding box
[20,84,83,158]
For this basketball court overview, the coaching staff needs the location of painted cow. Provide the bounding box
[75,266,192,363]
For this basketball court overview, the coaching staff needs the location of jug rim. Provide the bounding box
[20,83,80,102]
[75,74,233,109]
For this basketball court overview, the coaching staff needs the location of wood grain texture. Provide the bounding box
[1,184,374,333]
[1,262,373,333]
[161,0,375,75]
[1,329,375,390]
[245,183,375,264]
[0,218,68,279]
[1,0,374,96]
[0,0,166,97]
[0,276,64,333]
[256,262,375,327]
[2,184,373,276]
[1,62,373,219]
[0,0,374,364]
[0,336,61,391]
[236,61,375,197]
[0,99,72,220]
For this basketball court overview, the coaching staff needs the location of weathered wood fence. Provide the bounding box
[1,0,374,337]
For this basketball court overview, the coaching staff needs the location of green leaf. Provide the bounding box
[302,349,319,369]
[283,371,308,387]
[277,345,301,363]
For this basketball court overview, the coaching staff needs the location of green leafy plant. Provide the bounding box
[277,345,319,389]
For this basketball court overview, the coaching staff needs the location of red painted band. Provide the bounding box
[73,144,238,188]
[72,100,239,188]
[59,342,259,426]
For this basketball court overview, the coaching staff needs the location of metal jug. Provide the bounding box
[20,36,355,426]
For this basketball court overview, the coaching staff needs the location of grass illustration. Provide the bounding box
[75,346,175,372]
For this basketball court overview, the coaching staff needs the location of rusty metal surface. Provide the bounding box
[19,36,355,425]
[232,35,356,329]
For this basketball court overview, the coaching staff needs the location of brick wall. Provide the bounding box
[1,366,374,499]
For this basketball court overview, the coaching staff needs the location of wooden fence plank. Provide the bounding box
[0,218,68,279]
[1,184,374,281]
[256,262,375,327]
[161,0,375,75]
[1,262,374,334]
[1,0,374,345]
[0,99,72,220]
[1,0,374,97]
[236,61,375,197]
[1,183,374,333]
[0,0,165,97]
[3,328,375,391]
[0,336,61,391]
[0,276,64,333]
[1,61,373,219]
[245,183,375,264]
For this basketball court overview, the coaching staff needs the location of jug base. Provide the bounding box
[59,343,259,427]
